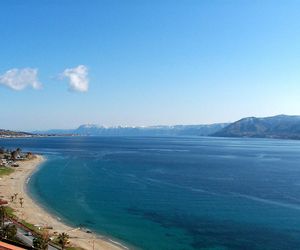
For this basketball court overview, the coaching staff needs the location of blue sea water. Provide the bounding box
[2,136,300,249]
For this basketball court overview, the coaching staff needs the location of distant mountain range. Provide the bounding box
[213,115,300,139]
[34,123,229,137]
[3,114,300,140]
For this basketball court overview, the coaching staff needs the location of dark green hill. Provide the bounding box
[0,129,33,137]
[213,115,300,139]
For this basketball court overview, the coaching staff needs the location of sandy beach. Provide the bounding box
[0,155,126,250]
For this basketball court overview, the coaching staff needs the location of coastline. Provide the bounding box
[0,155,127,250]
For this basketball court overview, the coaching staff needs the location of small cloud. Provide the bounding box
[61,65,89,92]
[0,68,42,91]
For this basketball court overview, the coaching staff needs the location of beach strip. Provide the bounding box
[0,155,126,250]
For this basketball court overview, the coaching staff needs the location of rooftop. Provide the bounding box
[0,241,26,250]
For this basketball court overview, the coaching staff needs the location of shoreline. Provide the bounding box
[0,155,128,250]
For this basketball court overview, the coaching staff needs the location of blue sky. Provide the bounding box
[0,0,300,130]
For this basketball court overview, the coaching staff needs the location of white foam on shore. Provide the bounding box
[107,238,130,250]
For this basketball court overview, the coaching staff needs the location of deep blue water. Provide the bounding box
[2,136,300,249]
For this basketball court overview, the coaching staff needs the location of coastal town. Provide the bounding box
[0,148,34,167]
[0,129,77,139]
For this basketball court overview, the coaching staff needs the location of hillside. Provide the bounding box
[0,129,33,137]
[213,115,300,139]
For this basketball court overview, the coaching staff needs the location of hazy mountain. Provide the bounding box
[32,129,74,135]
[213,115,300,139]
[35,123,229,137]
[18,115,300,139]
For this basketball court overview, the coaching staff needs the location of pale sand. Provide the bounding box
[0,155,126,250]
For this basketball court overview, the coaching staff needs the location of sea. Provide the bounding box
[2,136,300,250]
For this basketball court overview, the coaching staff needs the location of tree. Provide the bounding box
[33,231,50,250]
[0,206,6,228]
[57,232,69,250]
[11,151,19,160]
[0,224,17,240]
[19,197,24,208]
[14,193,18,200]
[26,152,33,160]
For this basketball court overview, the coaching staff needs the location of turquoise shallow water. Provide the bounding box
[2,136,300,249]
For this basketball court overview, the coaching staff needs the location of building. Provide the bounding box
[0,159,8,167]
[0,241,26,250]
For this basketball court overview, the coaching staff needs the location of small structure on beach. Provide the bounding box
[10,163,19,168]
[0,199,8,206]
[0,159,8,167]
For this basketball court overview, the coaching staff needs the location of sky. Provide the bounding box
[0,0,300,131]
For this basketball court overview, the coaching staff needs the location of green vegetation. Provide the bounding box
[0,224,17,240]
[3,206,16,219]
[0,207,6,227]
[33,231,50,250]
[1,206,82,250]
[0,206,16,222]
[0,207,17,241]
[57,232,70,250]
[21,219,41,234]
[0,167,14,176]
[1,206,41,234]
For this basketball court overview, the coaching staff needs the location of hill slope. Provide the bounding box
[0,129,33,137]
[213,115,300,139]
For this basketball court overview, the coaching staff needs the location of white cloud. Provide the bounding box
[0,68,42,91]
[62,65,89,92]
